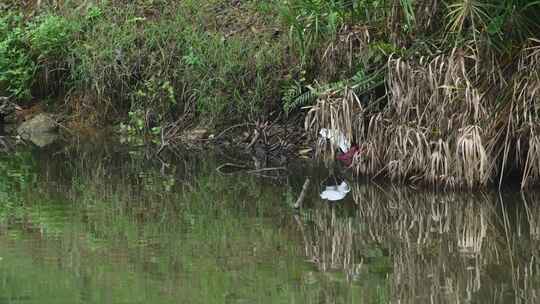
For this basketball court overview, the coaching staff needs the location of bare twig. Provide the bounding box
[246,129,260,150]
[245,166,287,174]
[294,178,311,209]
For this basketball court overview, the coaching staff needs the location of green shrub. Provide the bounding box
[182,30,283,123]
[0,13,35,99]
[28,15,78,58]
[280,0,353,64]
[0,12,78,100]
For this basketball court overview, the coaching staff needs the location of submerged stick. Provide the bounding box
[245,167,286,174]
[293,178,311,209]
[216,163,248,175]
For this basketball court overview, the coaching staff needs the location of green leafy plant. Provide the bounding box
[121,77,175,140]
[0,12,79,99]
[280,0,349,63]
[283,67,384,114]
[86,6,103,22]
[28,15,77,58]
[0,14,35,99]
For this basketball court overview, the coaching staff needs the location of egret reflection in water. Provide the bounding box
[320,181,351,201]
[319,173,351,202]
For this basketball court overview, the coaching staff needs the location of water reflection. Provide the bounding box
[0,144,539,303]
[319,174,351,201]
[296,182,540,303]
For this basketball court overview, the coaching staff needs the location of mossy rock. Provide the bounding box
[17,113,58,147]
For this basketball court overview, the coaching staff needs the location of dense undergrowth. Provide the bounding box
[1,0,540,188]
[1,0,286,128]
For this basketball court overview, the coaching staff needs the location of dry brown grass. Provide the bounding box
[305,88,362,164]
[322,25,371,81]
[307,40,540,188]
[295,207,359,276]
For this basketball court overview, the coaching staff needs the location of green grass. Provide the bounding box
[0,1,288,128]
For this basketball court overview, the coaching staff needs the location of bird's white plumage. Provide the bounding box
[319,128,351,153]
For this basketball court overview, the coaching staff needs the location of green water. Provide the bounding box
[0,141,539,303]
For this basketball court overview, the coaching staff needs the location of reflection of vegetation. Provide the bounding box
[0,151,75,238]
[2,145,540,303]
[294,204,392,303]
[350,184,540,304]
[0,151,37,223]
[0,151,37,191]
[0,147,360,303]
[288,176,540,303]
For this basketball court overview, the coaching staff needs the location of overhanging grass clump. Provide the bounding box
[304,1,540,188]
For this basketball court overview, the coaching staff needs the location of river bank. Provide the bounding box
[2,1,540,189]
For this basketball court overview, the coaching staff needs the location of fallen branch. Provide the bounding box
[246,129,259,150]
[213,123,256,141]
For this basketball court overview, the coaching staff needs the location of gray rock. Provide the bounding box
[17,113,58,147]
[25,132,58,147]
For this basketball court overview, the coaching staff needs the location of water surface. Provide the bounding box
[0,140,539,303]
